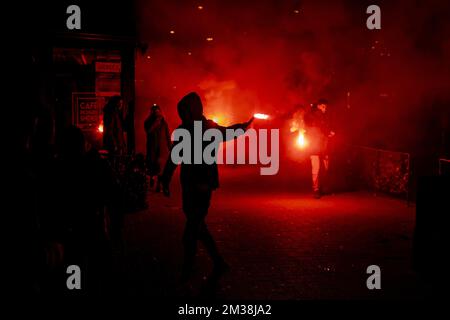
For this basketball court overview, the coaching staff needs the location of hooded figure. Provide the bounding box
[161,92,253,281]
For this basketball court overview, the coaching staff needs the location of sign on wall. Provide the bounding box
[72,92,106,130]
[95,61,121,97]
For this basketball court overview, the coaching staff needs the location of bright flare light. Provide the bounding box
[296,130,307,149]
[254,113,269,120]
[209,115,222,124]
[98,122,104,134]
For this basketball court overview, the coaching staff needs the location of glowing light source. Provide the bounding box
[206,37,214,42]
[294,9,300,14]
[146,55,151,59]
[98,122,104,134]
[209,114,224,124]
[170,30,175,34]
[253,113,269,120]
[198,5,204,10]
[296,130,308,149]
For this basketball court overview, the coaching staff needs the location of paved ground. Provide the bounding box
[113,166,422,300]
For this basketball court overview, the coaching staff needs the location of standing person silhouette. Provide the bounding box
[161,92,253,282]
[304,99,335,198]
[144,104,171,191]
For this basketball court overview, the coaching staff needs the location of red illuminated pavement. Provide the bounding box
[114,167,421,299]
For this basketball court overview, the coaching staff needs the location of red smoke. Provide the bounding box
[134,0,450,159]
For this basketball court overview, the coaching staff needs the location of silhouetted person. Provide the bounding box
[160,92,253,282]
[22,102,63,293]
[144,104,171,191]
[304,99,335,198]
[52,126,116,294]
[103,96,125,155]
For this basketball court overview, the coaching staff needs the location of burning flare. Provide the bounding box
[254,113,269,120]
[296,130,307,149]
[98,121,104,133]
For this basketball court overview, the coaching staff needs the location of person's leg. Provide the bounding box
[198,220,229,276]
[198,220,221,262]
[194,188,229,273]
[310,155,321,198]
[182,215,201,277]
[181,187,202,279]
[194,189,219,261]
[321,155,330,194]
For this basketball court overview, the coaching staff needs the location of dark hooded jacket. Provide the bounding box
[304,106,332,155]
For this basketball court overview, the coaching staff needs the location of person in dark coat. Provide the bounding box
[160,92,254,281]
[144,104,171,191]
[51,126,117,293]
[304,99,335,198]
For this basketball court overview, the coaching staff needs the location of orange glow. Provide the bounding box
[206,37,214,41]
[98,122,104,133]
[211,116,220,124]
[296,130,307,149]
[254,113,269,120]
[198,5,204,10]
[170,30,175,34]
[208,114,226,125]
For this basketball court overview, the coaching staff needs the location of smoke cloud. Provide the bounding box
[134,0,450,160]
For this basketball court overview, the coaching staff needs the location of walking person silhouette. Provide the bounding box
[161,92,253,282]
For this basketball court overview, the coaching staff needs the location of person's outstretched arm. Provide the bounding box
[210,116,254,141]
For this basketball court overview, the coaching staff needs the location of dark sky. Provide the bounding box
[133,0,450,155]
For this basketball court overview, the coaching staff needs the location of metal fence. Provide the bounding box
[100,152,148,212]
[439,158,450,176]
[351,146,411,202]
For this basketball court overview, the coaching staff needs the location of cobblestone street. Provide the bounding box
[114,167,421,299]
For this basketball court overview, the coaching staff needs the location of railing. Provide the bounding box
[99,151,148,212]
[439,158,450,176]
[351,145,411,203]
